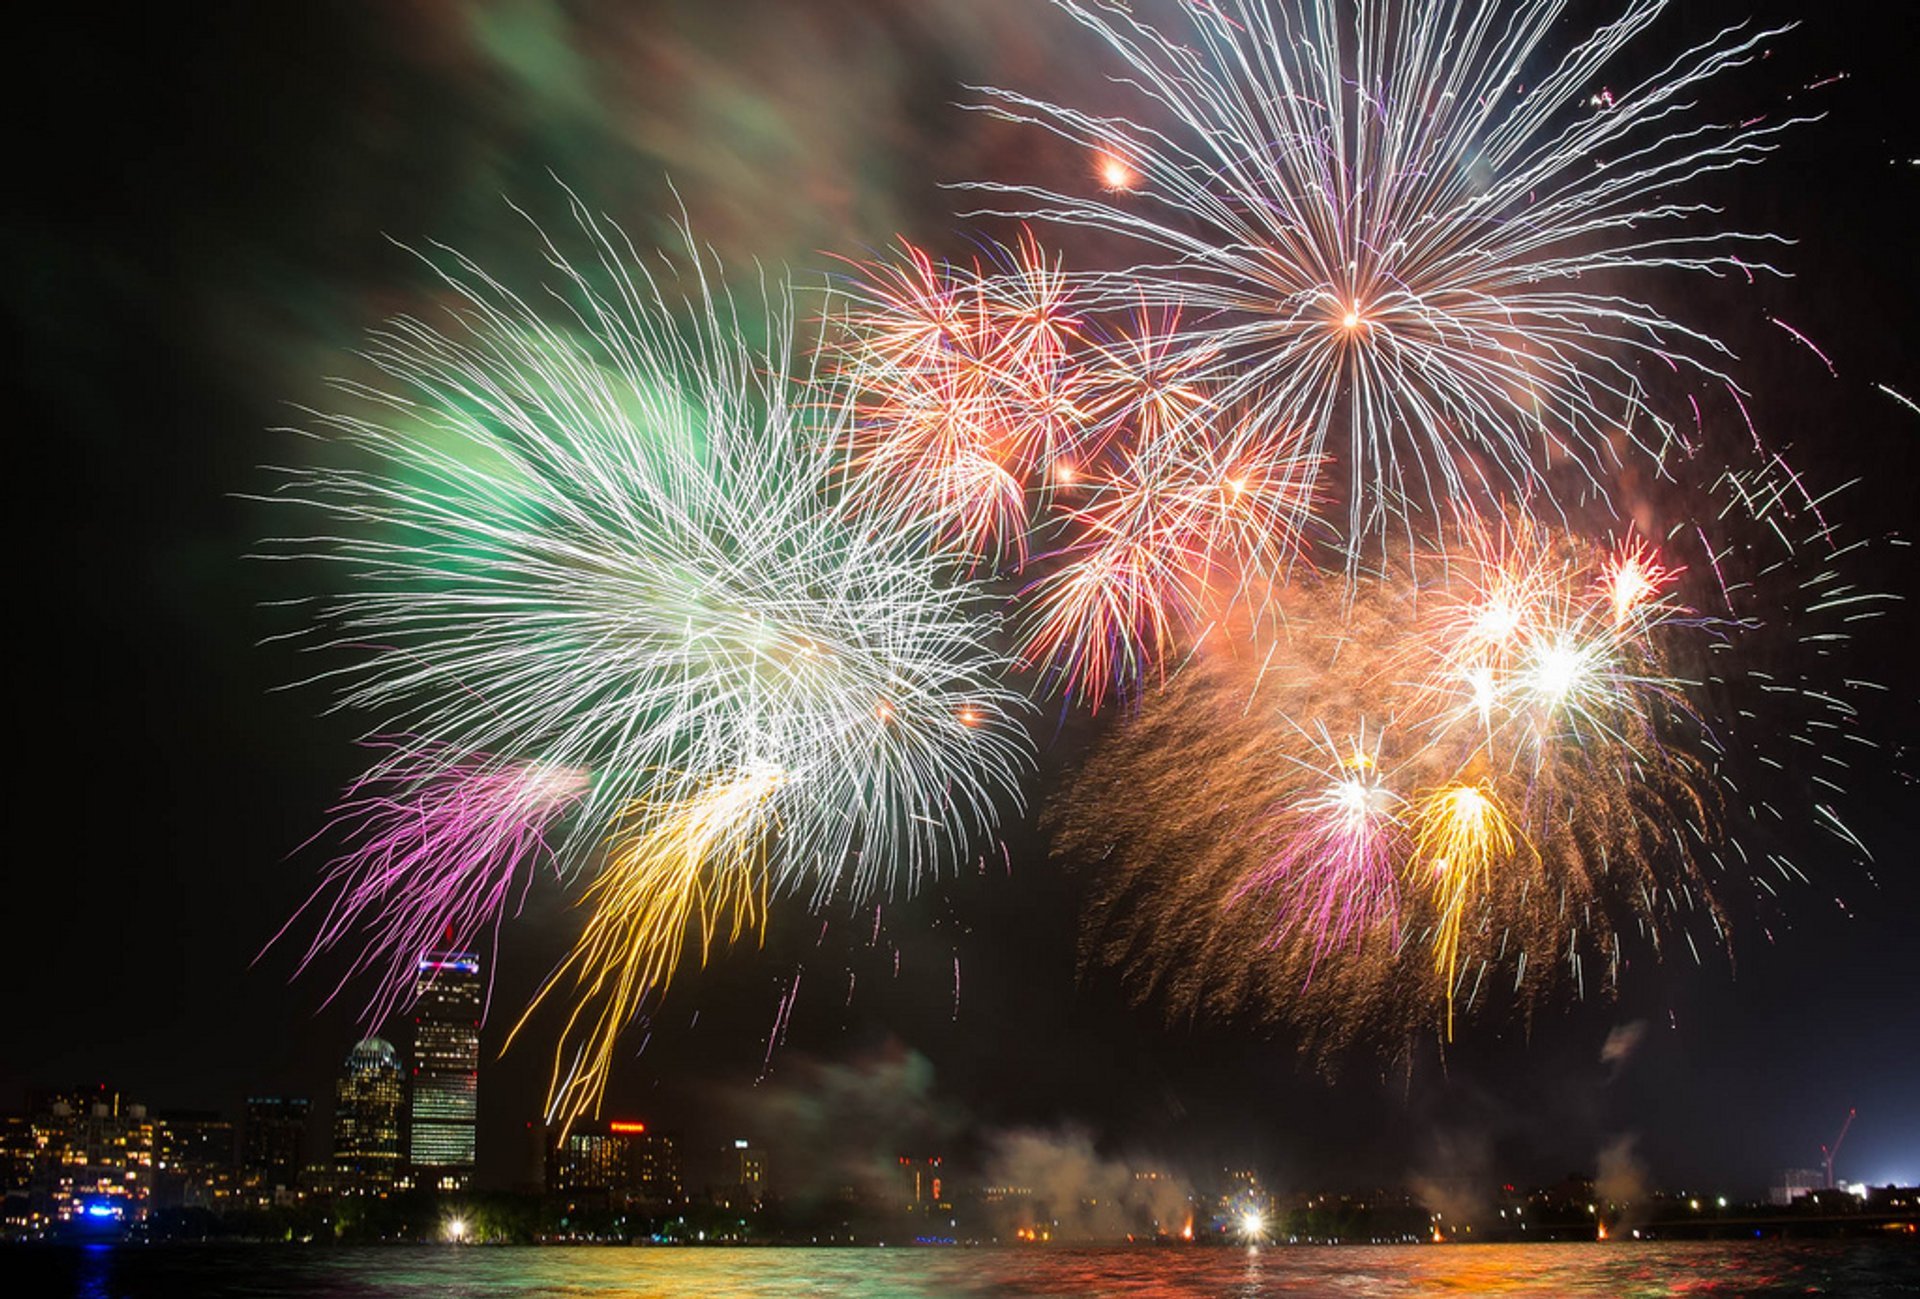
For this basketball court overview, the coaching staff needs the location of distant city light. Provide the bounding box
[446,1216,468,1242]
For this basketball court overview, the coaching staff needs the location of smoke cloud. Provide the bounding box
[1600,1020,1647,1083]
[1595,1132,1653,1231]
[1408,1126,1495,1229]
[982,1125,1194,1240]
[726,1040,965,1206]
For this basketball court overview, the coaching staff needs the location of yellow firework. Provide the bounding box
[514,764,786,1130]
[1411,782,1524,1039]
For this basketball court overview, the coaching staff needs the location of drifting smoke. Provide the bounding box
[1595,1132,1653,1232]
[727,1042,965,1207]
[1600,1021,1647,1083]
[983,1126,1193,1240]
[1407,1127,1495,1231]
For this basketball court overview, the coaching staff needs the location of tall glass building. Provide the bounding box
[333,1038,403,1194]
[408,952,481,1191]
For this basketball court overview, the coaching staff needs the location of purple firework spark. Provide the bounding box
[271,742,589,1028]
[1234,743,1403,973]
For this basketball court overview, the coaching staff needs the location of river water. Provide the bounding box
[10,1240,1919,1297]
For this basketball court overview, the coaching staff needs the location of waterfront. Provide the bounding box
[9,1241,1919,1299]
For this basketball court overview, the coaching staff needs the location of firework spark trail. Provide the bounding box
[1768,316,1838,378]
[1876,384,1920,418]
[270,745,588,1028]
[1412,781,1523,1038]
[266,194,1033,1125]
[761,966,805,1079]
[515,764,784,1127]
[968,0,1812,558]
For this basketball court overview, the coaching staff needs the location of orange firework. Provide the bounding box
[1598,535,1683,626]
[1054,520,1737,1052]
[828,233,1096,563]
[1020,412,1318,708]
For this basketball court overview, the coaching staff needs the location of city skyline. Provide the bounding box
[6,1067,1913,1248]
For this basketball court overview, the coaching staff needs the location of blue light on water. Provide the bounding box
[83,1203,121,1219]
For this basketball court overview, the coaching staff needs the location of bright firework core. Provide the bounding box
[1528,640,1589,705]
[1095,152,1138,192]
[1472,599,1524,646]
[1333,780,1373,816]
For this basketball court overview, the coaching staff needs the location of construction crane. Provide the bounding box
[1821,1108,1856,1189]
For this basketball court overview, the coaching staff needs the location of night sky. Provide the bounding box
[6,0,1916,1199]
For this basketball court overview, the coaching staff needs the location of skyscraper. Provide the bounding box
[241,1097,309,1198]
[333,1038,403,1195]
[408,952,481,1191]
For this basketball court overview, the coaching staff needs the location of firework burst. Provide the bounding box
[827,232,1090,562]
[970,0,1807,553]
[265,195,1032,1124]
[1018,406,1319,707]
[1052,520,1744,1047]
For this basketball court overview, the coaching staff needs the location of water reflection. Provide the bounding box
[75,1243,114,1299]
[7,1241,1917,1299]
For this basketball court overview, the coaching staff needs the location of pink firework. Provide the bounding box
[275,743,589,1029]
[1235,736,1404,969]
